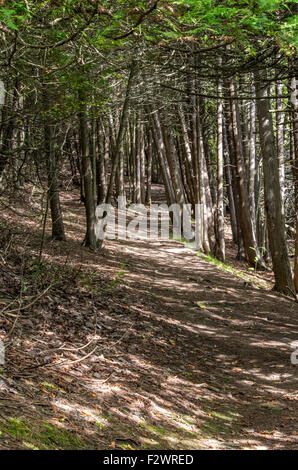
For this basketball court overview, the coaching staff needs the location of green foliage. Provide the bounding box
[0,417,86,449]
[198,252,270,289]
[169,0,297,51]
[1,0,296,53]
[0,2,31,30]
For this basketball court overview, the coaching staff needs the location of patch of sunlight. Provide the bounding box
[23,441,39,450]
[141,437,160,446]
[250,339,291,349]
[180,438,206,449]
[150,404,198,434]
[163,247,188,254]
[52,400,104,425]
[166,435,181,443]
[210,411,235,422]
[169,417,197,434]
[244,368,291,383]
[202,437,224,449]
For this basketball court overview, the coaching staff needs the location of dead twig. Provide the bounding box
[1,283,54,317]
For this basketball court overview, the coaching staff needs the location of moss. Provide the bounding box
[201,419,233,438]
[40,382,65,393]
[210,411,235,422]
[119,442,134,450]
[38,422,86,449]
[0,417,87,450]
[140,422,172,437]
[198,253,270,289]
[95,421,106,429]
[4,418,31,439]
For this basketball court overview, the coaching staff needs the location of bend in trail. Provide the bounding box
[0,185,297,450]
[101,220,298,449]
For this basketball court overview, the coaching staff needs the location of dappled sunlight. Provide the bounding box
[0,185,297,450]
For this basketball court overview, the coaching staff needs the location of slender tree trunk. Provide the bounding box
[118,146,125,197]
[255,72,295,296]
[149,107,175,206]
[223,123,238,244]
[225,98,245,259]
[276,80,286,211]
[216,78,225,261]
[249,84,257,232]
[146,127,152,204]
[43,88,66,241]
[197,107,214,252]
[78,88,99,250]
[178,103,196,206]
[230,79,264,268]
[139,120,146,204]
[0,80,18,178]
[135,116,142,203]
[290,75,298,292]
[105,62,136,205]
[96,119,107,204]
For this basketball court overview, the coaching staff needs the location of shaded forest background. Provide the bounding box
[0,0,297,452]
[0,1,297,295]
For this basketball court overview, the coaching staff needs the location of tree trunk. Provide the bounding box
[290,75,298,292]
[216,79,225,261]
[230,79,264,268]
[146,127,152,204]
[78,88,99,250]
[255,72,295,296]
[43,88,66,241]
[105,62,136,205]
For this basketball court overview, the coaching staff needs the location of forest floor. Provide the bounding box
[0,184,297,450]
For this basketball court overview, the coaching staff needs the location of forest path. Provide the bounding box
[99,228,298,450]
[0,185,297,450]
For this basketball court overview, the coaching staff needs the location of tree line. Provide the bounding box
[0,1,297,296]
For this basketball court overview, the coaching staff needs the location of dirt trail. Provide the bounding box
[0,185,297,450]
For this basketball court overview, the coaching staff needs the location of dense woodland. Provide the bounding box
[0,0,297,451]
[0,0,297,293]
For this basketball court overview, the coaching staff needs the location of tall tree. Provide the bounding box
[255,71,295,296]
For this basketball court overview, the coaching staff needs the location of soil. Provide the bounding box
[0,184,297,450]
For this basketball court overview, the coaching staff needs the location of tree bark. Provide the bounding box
[216,78,225,261]
[255,72,295,296]
[230,79,264,268]
[290,75,298,292]
[78,88,99,250]
[43,88,66,241]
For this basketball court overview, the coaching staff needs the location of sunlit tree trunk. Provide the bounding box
[290,75,298,292]
[215,78,225,261]
[249,83,257,233]
[276,80,286,212]
[96,118,107,204]
[146,127,152,204]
